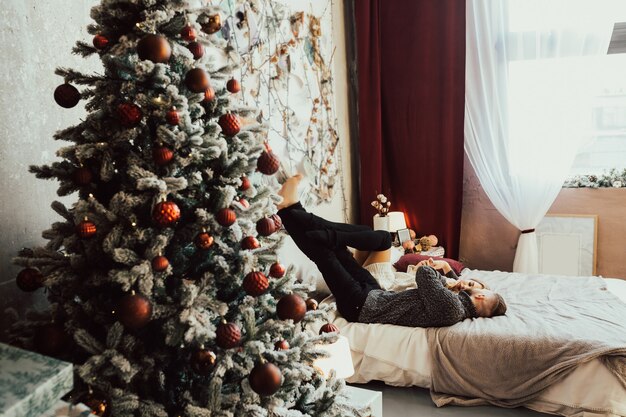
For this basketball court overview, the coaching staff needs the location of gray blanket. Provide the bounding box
[426,271,626,408]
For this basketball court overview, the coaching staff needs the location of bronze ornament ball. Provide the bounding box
[185,68,210,93]
[117,292,152,330]
[216,321,241,349]
[240,175,251,191]
[201,14,222,34]
[269,262,285,278]
[276,294,306,323]
[180,25,197,41]
[305,298,318,311]
[16,268,44,292]
[151,255,169,272]
[93,34,109,50]
[188,41,205,60]
[152,201,181,227]
[226,78,241,93]
[137,34,172,63]
[249,362,282,396]
[117,103,143,128]
[152,145,174,166]
[203,85,216,103]
[243,271,269,296]
[194,232,214,250]
[216,208,236,227]
[165,108,180,125]
[191,348,217,376]
[241,236,260,250]
[256,217,276,237]
[274,340,289,350]
[77,219,97,238]
[257,149,280,175]
[218,113,241,136]
[54,83,81,108]
[319,323,340,335]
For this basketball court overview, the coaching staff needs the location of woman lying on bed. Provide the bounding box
[276,175,507,327]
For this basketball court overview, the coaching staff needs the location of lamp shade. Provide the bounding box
[387,211,407,232]
[312,335,355,379]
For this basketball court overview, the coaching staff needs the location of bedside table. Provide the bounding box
[344,385,383,417]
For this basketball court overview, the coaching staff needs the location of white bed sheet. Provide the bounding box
[323,270,626,416]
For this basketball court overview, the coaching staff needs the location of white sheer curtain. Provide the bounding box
[465,0,618,273]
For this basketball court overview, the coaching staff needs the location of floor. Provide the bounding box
[351,381,547,417]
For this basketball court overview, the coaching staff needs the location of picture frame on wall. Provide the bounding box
[535,214,598,276]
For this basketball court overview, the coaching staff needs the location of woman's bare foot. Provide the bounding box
[277,174,303,210]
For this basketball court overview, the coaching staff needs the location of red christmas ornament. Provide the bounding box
[34,323,68,357]
[166,108,180,125]
[226,78,241,93]
[194,231,214,250]
[73,166,93,185]
[191,348,217,375]
[269,262,285,278]
[152,201,181,227]
[54,83,81,108]
[249,361,282,396]
[151,255,169,272]
[137,34,171,63]
[216,321,241,349]
[319,323,340,335]
[256,217,276,237]
[216,208,236,227]
[240,176,251,191]
[218,113,241,136]
[117,103,143,128]
[117,292,152,330]
[185,68,210,93]
[270,214,283,230]
[16,268,44,292]
[243,271,269,296]
[201,14,222,34]
[77,218,97,238]
[258,149,280,175]
[180,25,197,41]
[241,236,260,250]
[274,340,289,350]
[203,86,215,103]
[152,145,174,166]
[276,294,307,323]
[188,41,205,60]
[305,298,319,311]
[238,198,250,208]
[93,34,109,49]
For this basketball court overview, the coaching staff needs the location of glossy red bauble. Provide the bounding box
[188,41,205,60]
[117,293,152,330]
[166,108,180,125]
[185,68,210,93]
[274,340,289,350]
[270,214,282,230]
[93,34,109,49]
[152,145,174,166]
[276,294,306,323]
[180,25,197,41]
[216,208,236,227]
[256,217,276,237]
[269,262,286,278]
[240,176,251,191]
[203,86,215,103]
[216,321,241,349]
[151,256,169,272]
[319,323,340,335]
[191,348,217,375]
[249,362,282,397]
[54,83,81,109]
[137,34,171,63]
[218,113,241,136]
[241,236,260,250]
[257,149,280,175]
[77,219,97,238]
[305,298,319,311]
[16,268,44,292]
[194,232,214,250]
[243,271,269,296]
[152,201,181,227]
[117,103,143,128]
[226,78,241,93]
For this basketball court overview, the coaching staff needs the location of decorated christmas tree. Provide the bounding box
[9,1,360,415]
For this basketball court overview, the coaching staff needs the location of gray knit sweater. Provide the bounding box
[357,266,477,327]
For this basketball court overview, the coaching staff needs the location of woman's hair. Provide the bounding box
[491,293,507,317]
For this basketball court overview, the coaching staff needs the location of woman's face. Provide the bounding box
[457,279,485,291]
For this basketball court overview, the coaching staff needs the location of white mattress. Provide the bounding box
[324,270,626,417]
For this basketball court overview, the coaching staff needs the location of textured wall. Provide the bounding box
[460,155,626,279]
[0,0,354,323]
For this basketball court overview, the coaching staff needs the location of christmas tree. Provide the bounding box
[10,1,361,416]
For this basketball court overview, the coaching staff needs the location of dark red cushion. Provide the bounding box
[393,254,466,275]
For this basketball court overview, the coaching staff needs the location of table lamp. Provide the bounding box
[373,211,406,232]
[312,335,355,379]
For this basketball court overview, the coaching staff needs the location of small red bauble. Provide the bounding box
[93,34,109,49]
[77,219,97,238]
[151,255,169,272]
[117,292,152,330]
[191,348,217,375]
[240,176,251,191]
[216,208,236,227]
[216,321,241,349]
[201,14,222,35]
[256,217,276,237]
[137,34,171,63]
[249,362,282,396]
[276,294,307,323]
[305,298,319,311]
[117,103,143,128]
[238,198,250,208]
[241,236,260,250]
[243,271,269,296]
[54,83,81,108]
[152,201,181,227]
[152,145,174,166]
[194,232,214,250]
[180,25,197,41]
[185,68,210,93]
[226,78,241,93]
[319,323,340,335]
[203,86,215,103]
[73,166,93,185]
[16,268,44,292]
[34,323,68,357]
[269,262,286,278]
[166,108,180,125]
[271,214,283,230]
[274,340,289,350]
[218,113,241,136]
[188,42,205,60]
[258,149,280,175]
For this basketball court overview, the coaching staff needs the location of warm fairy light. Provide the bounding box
[131,222,137,227]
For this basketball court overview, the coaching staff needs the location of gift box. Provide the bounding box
[0,343,73,417]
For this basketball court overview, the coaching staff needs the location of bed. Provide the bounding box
[321,270,626,417]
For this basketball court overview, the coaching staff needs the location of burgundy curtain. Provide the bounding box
[355,0,466,258]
